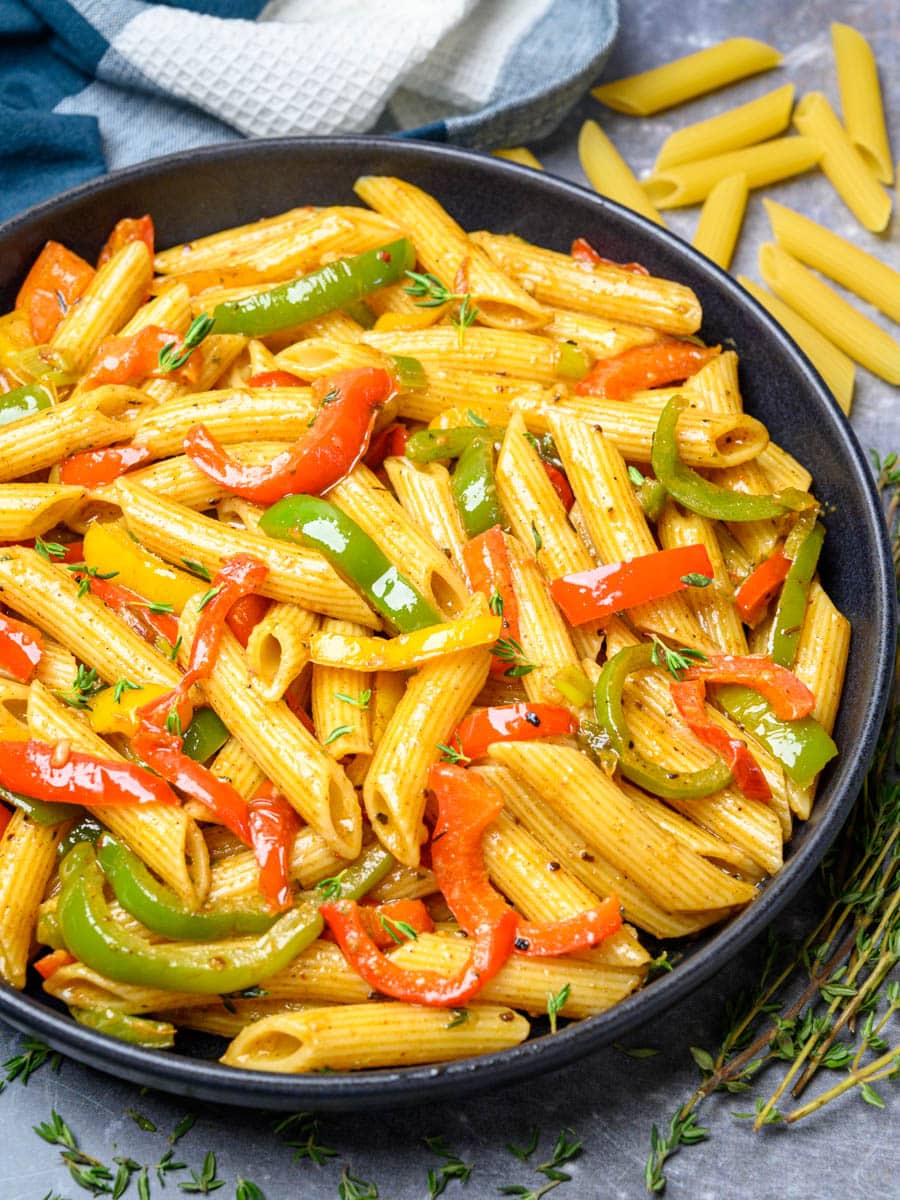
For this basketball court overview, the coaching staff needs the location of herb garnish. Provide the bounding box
[649,635,707,681]
[113,678,140,703]
[57,664,103,709]
[334,689,371,709]
[437,735,471,765]
[34,536,67,560]
[378,914,419,943]
[323,724,353,747]
[424,1135,473,1198]
[680,573,711,587]
[546,984,571,1034]
[159,313,214,373]
[273,1112,337,1165]
[178,1150,224,1193]
[492,636,538,678]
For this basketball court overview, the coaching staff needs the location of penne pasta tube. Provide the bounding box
[368,861,437,903]
[578,120,666,226]
[354,175,550,331]
[759,244,900,384]
[221,1002,530,1073]
[153,206,320,274]
[831,23,894,185]
[238,212,360,278]
[131,387,315,458]
[246,602,319,702]
[757,441,812,493]
[274,337,389,379]
[737,275,855,414]
[654,83,795,170]
[692,173,748,270]
[164,1000,320,1039]
[210,737,266,801]
[308,598,500,672]
[792,92,891,232]
[591,37,783,116]
[488,742,756,911]
[311,619,373,759]
[384,456,469,580]
[0,387,138,483]
[363,646,491,866]
[470,232,702,336]
[179,594,362,859]
[492,147,544,170]
[763,199,900,326]
[112,480,378,625]
[207,827,346,904]
[643,137,822,209]
[328,463,470,617]
[0,484,85,540]
[361,326,569,385]
[0,809,66,989]
[34,638,79,692]
[544,307,660,359]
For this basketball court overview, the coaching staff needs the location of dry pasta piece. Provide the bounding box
[792,92,891,233]
[654,84,795,171]
[592,38,782,115]
[692,173,748,271]
[578,120,665,226]
[643,137,822,209]
[831,23,894,185]
[492,147,544,170]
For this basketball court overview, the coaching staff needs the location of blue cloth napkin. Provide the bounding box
[0,0,617,224]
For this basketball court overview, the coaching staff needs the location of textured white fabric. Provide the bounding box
[111,0,540,139]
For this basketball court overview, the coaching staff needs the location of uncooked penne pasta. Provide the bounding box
[831,23,894,185]
[654,83,795,171]
[643,137,822,209]
[578,120,665,226]
[692,173,748,271]
[492,147,544,170]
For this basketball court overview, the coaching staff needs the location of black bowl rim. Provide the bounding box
[0,135,894,1111]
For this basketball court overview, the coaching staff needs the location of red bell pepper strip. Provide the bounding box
[33,948,77,980]
[0,612,44,682]
[321,899,518,1006]
[462,525,522,677]
[247,782,298,913]
[226,593,271,648]
[683,655,816,721]
[541,461,575,511]
[60,541,85,564]
[16,241,95,344]
[670,678,771,801]
[0,739,179,807]
[428,764,623,957]
[184,367,394,504]
[85,574,179,647]
[0,804,11,838]
[245,370,306,388]
[575,341,720,399]
[571,237,649,276]
[453,703,577,762]
[137,553,268,731]
[364,422,409,470]
[284,679,317,736]
[359,899,435,948]
[550,544,713,626]
[131,730,251,842]
[59,445,152,488]
[82,325,203,391]
[735,551,792,627]
[97,215,154,267]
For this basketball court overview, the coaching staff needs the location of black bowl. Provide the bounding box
[0,137,894,1110]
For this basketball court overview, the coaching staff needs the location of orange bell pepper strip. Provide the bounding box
[82,325,203,391]
[33,948,77,980]
[550,544,713,626]
[735,551,792,627]
[184,366,393,504]
[683,654,816,721]
[571,236,649,276]
[670,678,771,801]
[428,764,622,957]
[0,739,179,807]
[575,341,720,399]
[321,899,518,1006]
[60,445,152,488]
[247,782,299,913]
[15,241,95,343]
[0,611,44,682]
[225,593,271,648]
[0,804,11,838]
[462,525,522,677]
[541,460,575,511]
[364,422,409,470]
[359,899,435,948]
[245,370,306,388]
[97,215,154,267]
[453,703,577,762]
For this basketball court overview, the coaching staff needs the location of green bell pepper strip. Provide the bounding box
[210,239,416,337]
[57,814,104,858]
[451,436,505,539]
[259,495,441,633]
[594,643,733,799]
[390,354,426,392]
[181,707,230,765]
[715,684,837,786]
[556,341,591,380]
[343,299,376,329]
[97,833,276,940]
[406,425,505,464]
[637,478,666,521]
[57,841,393,995]
[768,520,825,668]
[71,1007,175,1049]
[651,396,814,521]
[36,907,64,951]
[0,380,54,427]
[0,781,81,826]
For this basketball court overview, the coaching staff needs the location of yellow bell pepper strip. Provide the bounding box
[715,684,837,786]
[307,601,501,672]
[83,521,201,613]
[0,380,55,427]
[259,495,441,633]
[96,832,276,939]
[594,644,733,799]
[89,682,174,738]
[556,340,592,380]
[58,841,392,994]
[209,238,416,336]
[71,1007,175,1050]
[651,395,815,521]
[767,519,825,667]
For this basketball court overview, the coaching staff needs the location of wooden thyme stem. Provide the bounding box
[784,1045,900,1123]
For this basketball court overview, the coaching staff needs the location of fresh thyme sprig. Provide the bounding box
[403,270,480,348]
[159,313,214,373]
[437,735,471,765]
[424,1135,472,1199]
[500,1127,583,1200]
[2,1036,60,1089]
[272,1112,337,1165]
[648,635,707,681]
[546,983,571,1034]
[492,636,538,678]
[334,689,371,709]
[178,1150,224,1193]
[56,663,103,709]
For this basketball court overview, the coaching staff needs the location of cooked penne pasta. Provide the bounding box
[246,602,319,701]
[578,120,666,226]
[0,809,66,988]
[644,137,822,209]
[692,173,748,270]
[384,456,469,579]
[0,483,85,540]
[131,387,315,458]
[311,619,373,759]
[831,23,894,185]
[654,84,795,170]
